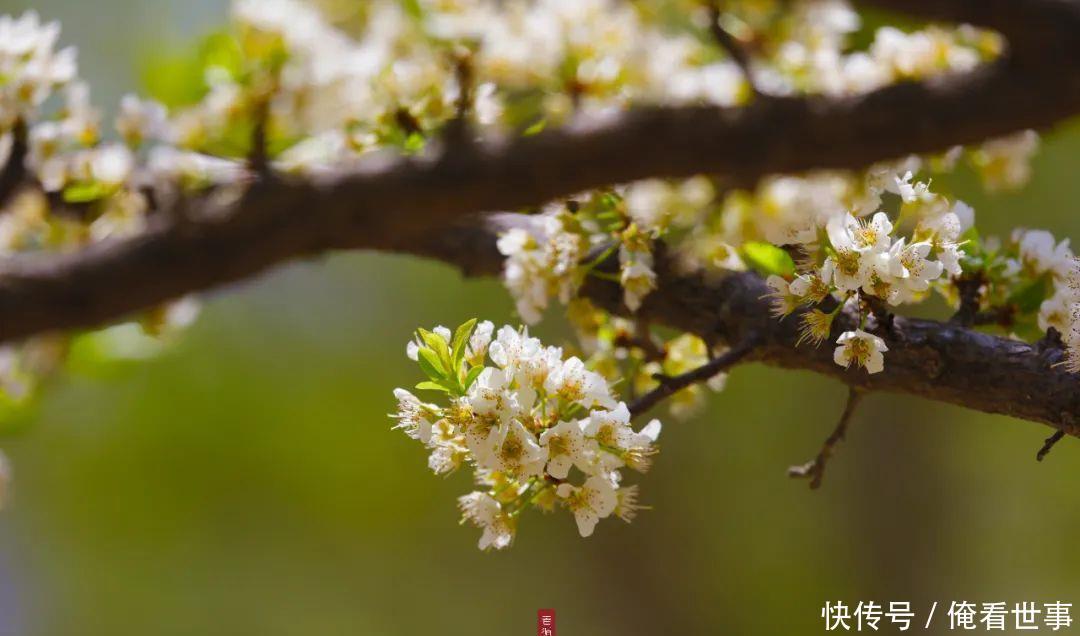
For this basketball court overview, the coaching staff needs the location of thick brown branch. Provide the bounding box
[589,258,1080,438]
[0,40,1078,343]
[860,0,1080,58]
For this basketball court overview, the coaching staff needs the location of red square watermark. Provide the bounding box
[538,609,556,636]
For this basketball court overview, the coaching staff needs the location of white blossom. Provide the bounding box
[556,474,617,537]
[881,238,944,300]
[90,143,134,185]
[458,491,515,550]
[478,418,547,479]
[765,275,800,318]
[115,94,168,146]
[619,242,657,312]
[466,320,494,365]
[391,388,433,444]
[545,356,617,410]
[975,130,1039,191]
[833,329,888,374]
[1016,229,1074,278]
[538,419,587,479]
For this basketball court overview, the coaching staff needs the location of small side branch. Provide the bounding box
[707,2,760,97]
[1036,429,1065,462]
[248,98,272,178]
[443,47,476,144]
[788,387,864,489]
[949,272,985,327]
[628,335,758,419]
[614,319,666,362]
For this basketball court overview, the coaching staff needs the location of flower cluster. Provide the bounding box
[0,12,228,238]
[497,193,665,323]
[497,209,588,324]
[0,11,77,127]
[0,11,216,485]
[1005,229,1080,371]
[754,165,972,373]
[392,320,660,549]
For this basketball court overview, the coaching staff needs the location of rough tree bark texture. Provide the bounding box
[0,0,1077,434]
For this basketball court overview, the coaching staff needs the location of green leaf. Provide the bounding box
[523,119,546,136]
[415,380,452,394]
[1010,315,1045,342]
[1007,274,1052,314]
[742,241,795,277]
[451,319,477,373]
[62,181,113,203]
[463,365,485,392]
[200,31,244,81]
[418,329,452,370]
[400,0,424,20]
[140,50,208,108]
[416,347,447,381]
[403,132,426,153]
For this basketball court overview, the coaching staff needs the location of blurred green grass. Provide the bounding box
[0,1,1079,634]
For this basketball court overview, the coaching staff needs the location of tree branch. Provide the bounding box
[706,2,760,97]
[1,37,1078,341]
[0,1,1073,441]
[628,336,759,419]
[381,214,1080,439]
[1036,429,1066,461]
[788,387,864,489]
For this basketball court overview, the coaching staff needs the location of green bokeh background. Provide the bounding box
[0,2,1078,634]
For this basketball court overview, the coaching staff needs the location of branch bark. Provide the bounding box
[628,336,759,419]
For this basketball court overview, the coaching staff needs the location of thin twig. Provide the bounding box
[788,387,864,489]
[614,320,666,362]
[949,272,985,327]
[971,305,1016,328]
[1036,326,1064,353]
[628,334,759,419]
[443,47,476,143]
[453,47,474,121]
[707,2,760,97]
[248,98,272,178]
[1036,429,1065,462]
[862,295,895,335]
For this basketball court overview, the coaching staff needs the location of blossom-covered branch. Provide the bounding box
[386,213,1080,437]
[0,54,1076,342]
[1,0,1080,542]
[0,2,1076,344]
[628,337,759,418]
